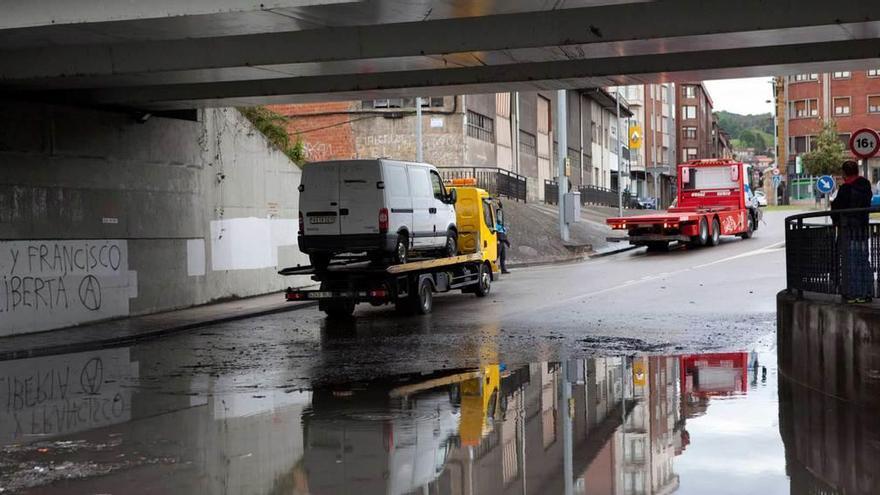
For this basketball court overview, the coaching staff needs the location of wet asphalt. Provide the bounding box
[0,210,808,494]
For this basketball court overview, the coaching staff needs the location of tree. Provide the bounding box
[802,120,847,176]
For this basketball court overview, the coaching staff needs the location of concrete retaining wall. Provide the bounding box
[777,291,880,409]
[0,102,309,336]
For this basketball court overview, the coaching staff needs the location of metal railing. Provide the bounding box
[439,167,527,202]
[785,207,880,299]
[544,180,632,208]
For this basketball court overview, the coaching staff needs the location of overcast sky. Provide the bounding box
[703,77,774,115]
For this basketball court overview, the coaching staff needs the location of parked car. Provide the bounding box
[635,197,658,209]
[298,159,458,270]
[872,194,880,208]
[754,190,768,207]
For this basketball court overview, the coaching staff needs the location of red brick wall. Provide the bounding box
[268,102,357,162]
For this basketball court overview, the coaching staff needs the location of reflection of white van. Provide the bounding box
[298,159,458,269]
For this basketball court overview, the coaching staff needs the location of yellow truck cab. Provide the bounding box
[447,179,499,273]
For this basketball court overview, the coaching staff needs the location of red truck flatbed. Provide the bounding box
[607,159,759,250]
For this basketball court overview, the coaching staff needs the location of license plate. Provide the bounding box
[309,216,336,224]
[309,291,333,298]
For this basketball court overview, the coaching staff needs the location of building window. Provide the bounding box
[682,105,697,119]
[519,130,537,156]
[421,97,445,107]
[794,136,808,154]
[793,73,819,82]
[791,99,819,118]
[869,95,880,114]
[682,147,698,160]
[466,110,494,142]
[682,85,697,98]
[833,97,851,116]
[683,126,697,139]
[832,71,851,79]
[868,69,880,78]
[839,133,852,147]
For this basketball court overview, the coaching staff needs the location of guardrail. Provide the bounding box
[544,180,632,208]
[439,167,527,202]
[785,207,880,300]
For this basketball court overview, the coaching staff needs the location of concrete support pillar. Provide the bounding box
[557,90,570,242]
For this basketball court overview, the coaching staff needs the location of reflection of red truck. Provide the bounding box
[607,159,758,250]
[680,352,749,397]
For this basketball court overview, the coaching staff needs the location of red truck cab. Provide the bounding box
[607,159,757,250]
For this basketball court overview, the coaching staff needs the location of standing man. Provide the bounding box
[831,160,874,302]
[495,202,511,274]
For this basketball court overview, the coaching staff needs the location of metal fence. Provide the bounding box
[544,180,631,208]
[785,207,880,299]
[439,167,528,202]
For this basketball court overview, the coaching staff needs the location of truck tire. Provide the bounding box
[690,218,709,247]
[408,277,434,314]
[708,217,721,246]
[321,300,355,318]
[474,263,491,297]
[739,214,755,239]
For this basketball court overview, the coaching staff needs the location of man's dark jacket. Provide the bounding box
[831,176,873,227]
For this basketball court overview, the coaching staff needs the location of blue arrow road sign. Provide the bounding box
[816,175,835,194]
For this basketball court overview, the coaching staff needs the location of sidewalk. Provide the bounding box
[0,293,314,361]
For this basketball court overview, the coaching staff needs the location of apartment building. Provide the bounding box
[269,90,631,202]
[777,70,880,182]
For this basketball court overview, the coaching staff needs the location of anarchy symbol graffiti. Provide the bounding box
[78,275,102,311]
[80,357,104,394]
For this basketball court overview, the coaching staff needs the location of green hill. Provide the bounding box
[714,110,774,154]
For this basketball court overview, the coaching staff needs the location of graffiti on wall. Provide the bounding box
[0,240,137,336]
[0,347,134,443]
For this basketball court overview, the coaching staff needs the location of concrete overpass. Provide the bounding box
[2,0,880,109]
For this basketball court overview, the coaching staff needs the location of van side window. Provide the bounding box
[430,171,445,200]
[409,168,433,198]
[482,199,495,230]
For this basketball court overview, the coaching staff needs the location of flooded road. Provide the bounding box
[1,336,876,494]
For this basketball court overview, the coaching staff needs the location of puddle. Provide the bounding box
[0,348,877,494]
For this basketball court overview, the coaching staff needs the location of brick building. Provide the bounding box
[676,82,732,161]
[777,70,880,183]
[269,90,631,202]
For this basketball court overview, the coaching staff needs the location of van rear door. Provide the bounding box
[339,161,383,236]
[382,162,413,238]
[301,162,340,236]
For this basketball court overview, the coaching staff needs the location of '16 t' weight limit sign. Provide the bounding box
[850,128,880,159]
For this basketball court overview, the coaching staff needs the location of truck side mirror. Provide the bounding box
[447,189,457,205]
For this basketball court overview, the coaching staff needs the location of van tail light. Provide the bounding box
[298,212,304,235]
[378,208,389,233]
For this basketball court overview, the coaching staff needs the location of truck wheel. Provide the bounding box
[394,234,409,264]
[708,218,721,246]
[409,277,434,314]
[739,215,755,239]
[474,263,491,297]
[321,300,355,318]
[309,253,331,271]
[690,218,709,247]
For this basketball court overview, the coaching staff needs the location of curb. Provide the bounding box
[507,256,589,269]
[0,301,317,362]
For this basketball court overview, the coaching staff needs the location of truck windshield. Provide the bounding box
[682,166,738,190]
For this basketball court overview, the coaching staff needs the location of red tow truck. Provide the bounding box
[607,159,759,250]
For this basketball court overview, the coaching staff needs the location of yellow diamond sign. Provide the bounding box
[629,125,643,150]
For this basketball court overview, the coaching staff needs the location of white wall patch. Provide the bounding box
[210,218,298,271]
[186,239,206,276]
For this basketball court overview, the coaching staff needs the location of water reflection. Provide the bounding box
[1,349,877,494]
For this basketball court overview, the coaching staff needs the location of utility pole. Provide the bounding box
[415,97,423,162]
[617,90,624,217]
[557,90,570,242]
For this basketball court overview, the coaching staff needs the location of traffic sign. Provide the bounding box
[772,174,781,187]
[629,125,643,150]
[816,175,835,194]
[771,168,780,176]
[849,128,880,159]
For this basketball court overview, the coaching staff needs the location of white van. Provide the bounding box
[298,159,458,269]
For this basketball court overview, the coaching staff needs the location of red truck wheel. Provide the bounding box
[690,218,709,247]
[708,217,721,246]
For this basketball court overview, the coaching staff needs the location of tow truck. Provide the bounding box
[280,179,500,317]
[607,159,758,250]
